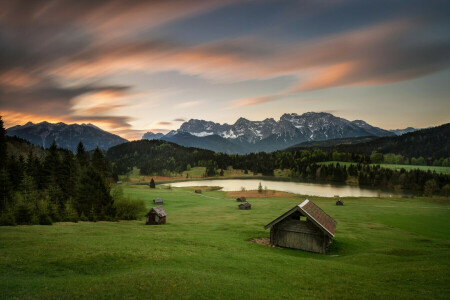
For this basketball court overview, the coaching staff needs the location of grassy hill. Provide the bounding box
[1,184,449,299]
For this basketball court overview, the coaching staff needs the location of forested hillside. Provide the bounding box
[0,116,145,226]
[289,123,450,158]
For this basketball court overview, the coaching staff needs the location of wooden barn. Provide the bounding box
[145,206,167,225]
[264,199,337,254]
[236,196,247,202]
[195,189,202,194]
[153,198,164,204]
[238,202,251,210]
[336,199,344,206]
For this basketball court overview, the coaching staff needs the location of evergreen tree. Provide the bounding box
[76,141,89,167]
[149,178,156,188]
[75,167,114,219]
[92,147,109,176]
[0,169,12,211]
[0,116,7,170]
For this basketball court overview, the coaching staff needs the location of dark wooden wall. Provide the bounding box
[270,217,331,253]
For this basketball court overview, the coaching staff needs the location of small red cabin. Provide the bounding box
[146,206,167,225]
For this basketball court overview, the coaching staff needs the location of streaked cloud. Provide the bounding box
[0,0,449,134]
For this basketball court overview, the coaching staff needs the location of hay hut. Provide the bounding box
[236,196,247,202]
[238,202,251,210]
[336,199,344,206]
[153,198,164,204]
[195,189,202,194]
[264,199,337,254]
[145,206,167,225]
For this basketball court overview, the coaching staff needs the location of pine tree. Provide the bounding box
[0,169,12,211]
[0,116,7,170]
[75,167,114,219]
[258,182,263,193]
[149,178,156,188]
[92,147,109,176]
[76,141,89,167]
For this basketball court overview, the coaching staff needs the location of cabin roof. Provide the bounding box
[264,199,337,238]
[147,206,167,217]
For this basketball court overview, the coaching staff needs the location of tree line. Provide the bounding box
[107,140,450,197]
[0,117,144,226]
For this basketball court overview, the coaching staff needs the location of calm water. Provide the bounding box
[167,179,400,198]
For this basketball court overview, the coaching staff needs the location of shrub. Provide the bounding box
[114,197,146,220]
[0,207,16,226]
[63,200,79,222]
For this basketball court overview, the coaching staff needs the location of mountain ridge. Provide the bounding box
[6,121,128,152]
[144,112,395,154]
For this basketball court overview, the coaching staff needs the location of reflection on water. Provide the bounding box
[167,179,399,198]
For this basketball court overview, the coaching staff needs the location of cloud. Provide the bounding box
[175,101,203,108]
[156,121,172,126]
[173,118,185,122]
[230,95,280,108]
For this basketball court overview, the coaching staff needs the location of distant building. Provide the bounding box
[236,197,247,202]
[195,189,202,194]
[145,206,167,225]
[153,198,164,204]
[264,199,337,254]
[238,202,251,210]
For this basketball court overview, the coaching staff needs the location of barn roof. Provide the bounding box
[147,206,167,217]
[264,199,337,238]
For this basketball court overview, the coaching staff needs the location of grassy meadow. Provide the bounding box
[1,183,449,299]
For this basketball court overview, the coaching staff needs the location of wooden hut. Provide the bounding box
[336,199,344,206]
[195,189,202,194]
[238,202,251,210]
[236,196,247,202]
[153,198,164,204]
[145,206,167,225]
[264,199,337,254]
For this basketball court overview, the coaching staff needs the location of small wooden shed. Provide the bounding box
[145,206,167,225]
[153,198,164,204]
[195,189,202,194]
[264,199,337,254]
[238,202,251,210]
[336,199,344,206]
[236,196,247,202]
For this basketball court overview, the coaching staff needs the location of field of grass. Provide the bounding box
[1,185,449,299]
[319,161,450,174]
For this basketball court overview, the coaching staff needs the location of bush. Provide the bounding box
[63,200,79,222]
[15,197,33,225]
[114,197,146,220]
[0,207,16,226]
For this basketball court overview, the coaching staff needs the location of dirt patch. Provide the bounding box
[248,238,281,248]
[227,190,294,198]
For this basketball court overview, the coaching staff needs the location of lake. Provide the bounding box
[166,179,402,198]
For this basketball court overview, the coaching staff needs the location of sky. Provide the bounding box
[0,0,449,140]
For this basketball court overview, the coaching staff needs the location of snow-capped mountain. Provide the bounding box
[7,121,128,151]
[142,112,395,154]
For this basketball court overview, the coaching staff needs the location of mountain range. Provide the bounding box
[6,122,127,152]
[144,112,402,154]
[6,112,421,154]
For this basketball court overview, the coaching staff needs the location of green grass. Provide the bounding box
[1,185,449,299]
[319,161,450,174]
